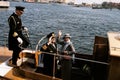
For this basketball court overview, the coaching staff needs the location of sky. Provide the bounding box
[74,0,120,4]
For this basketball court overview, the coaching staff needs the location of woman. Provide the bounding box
[57,30,75,80]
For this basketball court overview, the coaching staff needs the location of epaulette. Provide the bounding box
[42,44,47,50]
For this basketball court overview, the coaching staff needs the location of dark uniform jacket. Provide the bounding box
[41,43,57,76]
[8,13,29,50]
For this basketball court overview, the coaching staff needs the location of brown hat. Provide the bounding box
[16,6,25,11]
[47,32,55,39]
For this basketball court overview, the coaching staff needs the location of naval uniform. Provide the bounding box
[8,12,29,65]
[41,43,57,76]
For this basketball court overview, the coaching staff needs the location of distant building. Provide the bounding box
[25,0,50,3]
[25,0,35,2]
[37,0,49,3]
[63,0,74,4]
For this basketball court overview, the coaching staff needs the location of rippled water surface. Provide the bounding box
[0,2,120,54]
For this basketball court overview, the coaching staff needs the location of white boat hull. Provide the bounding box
[0,1,10,8]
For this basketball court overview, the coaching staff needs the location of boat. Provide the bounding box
[0,0,10,8]
[117,5,120,10]
[92,6,102,9]
[92,4,102,9]
[1,32,120,80]
[0,34,112,80]
[6,35,109,80]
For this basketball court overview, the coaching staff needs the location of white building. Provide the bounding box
[64,0,74,3]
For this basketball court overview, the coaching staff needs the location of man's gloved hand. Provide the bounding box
[17,37,23,44]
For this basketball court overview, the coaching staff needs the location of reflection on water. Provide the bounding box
[0,2,120,54]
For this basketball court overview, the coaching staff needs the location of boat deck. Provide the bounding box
[0,47,12,63]
[0,47,62,80]
[0,47,31,80]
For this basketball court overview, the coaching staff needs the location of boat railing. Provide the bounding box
[19,48,110,80]
[35,35,47,51]
[35,51,109,65]
[19,49,109,80]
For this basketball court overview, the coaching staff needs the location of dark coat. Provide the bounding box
[8,13,22,50]
[57,38,75,80]
[8,13,29,50]
[41,43,57,76]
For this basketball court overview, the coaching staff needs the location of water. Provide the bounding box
[0,2,120,54]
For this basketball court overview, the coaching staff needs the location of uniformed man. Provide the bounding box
[8,6,29,66]
[40,32,57,76]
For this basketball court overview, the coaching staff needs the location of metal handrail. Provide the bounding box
[38,51,109,65]
[20,50,109,79]
[35,35,47,51]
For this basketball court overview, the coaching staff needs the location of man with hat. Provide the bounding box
[8,6,29,66]
[57,30,75,80]
[40,32,57,76]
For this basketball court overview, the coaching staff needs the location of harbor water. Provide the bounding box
[0,2,120,54]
